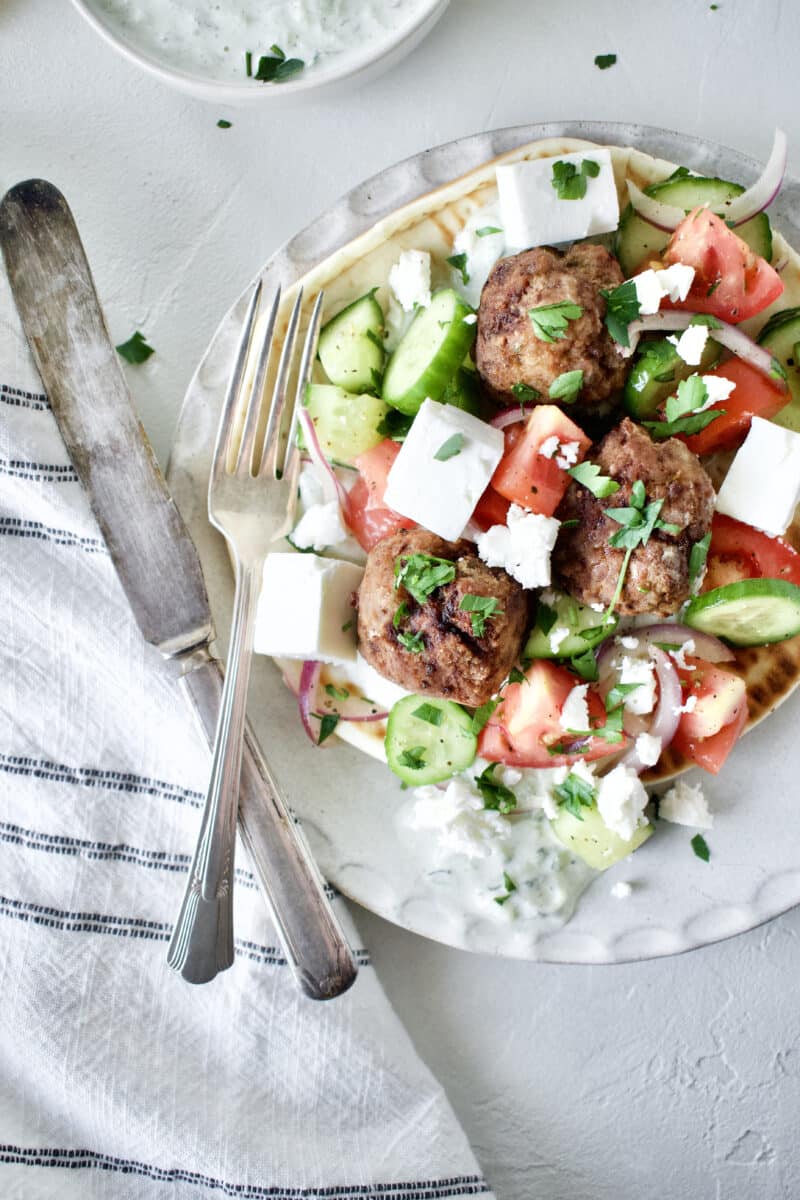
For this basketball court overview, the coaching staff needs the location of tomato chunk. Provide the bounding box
[680,359,789,456]
[702,514,800,592]
[471,484,511,533]
[346,439,415,551]
[478,660,623,769]
[491,406,591,516]
[662,208,783,323]
[671,656,747,774]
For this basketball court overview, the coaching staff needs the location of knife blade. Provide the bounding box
[0,179,357,998]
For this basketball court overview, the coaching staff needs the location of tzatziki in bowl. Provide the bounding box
[70,0,449,102]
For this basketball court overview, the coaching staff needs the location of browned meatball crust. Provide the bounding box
[476,243,628,407]
[357,528,529,707]
[553,418,715,616]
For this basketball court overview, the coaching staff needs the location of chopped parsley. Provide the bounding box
[603,480,682,616]
[476,225,502,237]
[447,253,470,285]
[643,374,726,439]
[594,53,617,69]
[689,532,711,592]
[324,684,350,701]
[535,600,558,636]
[601,279,640,347]
[254,46,305,82]
[434,432,465,461]
[549,369,584,404]
[470,698,499,735]
[475,763,517,814]
[376,408,414,441]
[397,629,424,654]
[551,159,600,201]
[553,771,596,820]
[644,409,725,440]
[460,593,504,637]
[494,871,518,905]
[667,166,692,180]
[394,552,456,604]
[529,301,583,343]
[341,619,353,633]
[691,833,711,862]
[398,746,427,771]
[245,50,253,76]
[116,331,155,365]
[412,703,443,726]
[507,666,527,686]
[393,601,409,629]
[567,460,620,499]
[569,648,599,682]
[605,681,642,711]
[317,713,339,744]
[511,381,541,404]
[217,119,233,129]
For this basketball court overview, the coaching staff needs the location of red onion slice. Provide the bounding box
[631,623,735,664]
[626,312,787,389]
[296,659,388,739]
[298,659,324,745]
[297,408,349,510]
[490,407,528,430]
[627,130,787,232]
[618,647,683,774]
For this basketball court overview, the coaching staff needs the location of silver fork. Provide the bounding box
[168,281,337,982]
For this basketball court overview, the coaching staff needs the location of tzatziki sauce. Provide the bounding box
[91,0,433,83]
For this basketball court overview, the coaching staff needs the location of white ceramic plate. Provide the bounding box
[168,122,800,963]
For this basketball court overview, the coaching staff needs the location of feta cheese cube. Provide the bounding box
[715,415,800,536]
[596,764,649,841]
[476,503,560,589]
[388,249,431,313]
[560,684,590,732]
[658,263,695,302]
[632,269,666,316]
[668,323,710,366]
[496,149,619,251]
[659,779,713,829]
[254,553,363,663]
[635,732,662,768]
[699,375,736,410]
[384,399,504,541]
[618,655,657,715]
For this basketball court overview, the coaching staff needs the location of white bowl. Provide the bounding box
[70,0,450,105]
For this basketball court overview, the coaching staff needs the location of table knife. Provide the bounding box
[0,178,357,999]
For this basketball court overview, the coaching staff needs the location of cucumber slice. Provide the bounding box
[758,307,800,433]
[382,289,476,416]
[441,365,487,418]
[551,805,653,870]
[385,694,477,785]
[623,335,723,420]
[524,591,618,660]
[318,291,386,394]
[302,384,390,466]
[684,578,800,646]
[616,175,773,276]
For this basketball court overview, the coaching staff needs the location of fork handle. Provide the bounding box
[179,648,359,1000]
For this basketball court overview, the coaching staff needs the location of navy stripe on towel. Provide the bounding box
[0,515,107,554]
[0,384,49,411]
[0,458,78,483]
[0,754,204,809]
[0,1146,489,1199]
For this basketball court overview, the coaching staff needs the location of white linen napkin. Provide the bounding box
[0,267,494,1200]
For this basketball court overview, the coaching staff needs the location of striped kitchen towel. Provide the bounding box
[0,266,494,1200]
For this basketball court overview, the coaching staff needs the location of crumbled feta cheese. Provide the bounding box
[496,149,619,251]
[408,777,512,859]
[476,503,560,589]
[298,463,327,511]
[556,440,581,470]
[549,625,571,654]
[388,249,431,313]
[463,313,477,324]
[384,399,504,541]
[290,500,349,552]
[539,435,560,459]
[596,764,649,841]
[699,375,736,410]
[632,269,666,315]
[658,263,695,302]
[560,684,590,732]
[674,693,698,716]
[669,638,696,670]
[659,779,713,828]
[668,323,710,367]
[618,655,657,715]
[590,601,606,613]
[611,880,633,899]
[715,415,800,536]
[619,635,639,650]
[635,731,662,768]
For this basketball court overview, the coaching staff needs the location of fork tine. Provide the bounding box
[260,287,304,479]
[210,280,262,483]
[280,290,325,482]
[235,284,281,476]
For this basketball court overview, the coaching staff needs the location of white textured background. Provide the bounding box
[4,1,800,1195]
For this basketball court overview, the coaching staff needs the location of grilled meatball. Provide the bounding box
[357,528,528,707]
[476,243,628,408]
[553,417,715,616]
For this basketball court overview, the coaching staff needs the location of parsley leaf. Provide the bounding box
[399,746,427,770]
[434,432,465,461]
[470,698,499,735]
[549,369,584,403]
[475,763,517,814]
[569,648,599,682]
[567,460,620,499]
[690,314,723,329]
[666,374,708,423]
[507,666,527,686]
[394,553,456,604]
[602,480,682,616]
[689,532,712,592]
[245,50,253,76]
[511,382,541,404]
[529,301,583,343]
[397,629,425,654]
[324,684,350,701]
[606,681,642,710]
[643,410,725,440]
[691,833,711,862]
[317,713,339,744]
[601,280,640,347]
[553,771,597,820]
[460,593,504,637]
[217,119,233,129]
[476,225,502,237]
[494,871,518,905]
[413,703,443,726]
[447,253,470,285]
[376,409,414,441]
[667,165,692,180]
[594,53,617,69]
[116,331,155,364]
[255,51,304,82]
[535,601,558,636]
[551,160,590,200]
[393,601,409,629]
